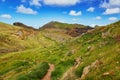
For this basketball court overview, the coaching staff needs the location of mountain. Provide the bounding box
[13,22,38,31]
[0,22,56,54]
[0,21,120,80]
[40,21,93,37]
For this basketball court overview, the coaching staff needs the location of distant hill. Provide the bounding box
[13,22,38,31]
[40,21,93,37]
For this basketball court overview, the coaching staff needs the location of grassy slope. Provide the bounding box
[0,21,120,80]
[0,22,56,54]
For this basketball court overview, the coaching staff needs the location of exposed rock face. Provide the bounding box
[80,60,103,80]
[66,27,93,37]
[13,22,38,40]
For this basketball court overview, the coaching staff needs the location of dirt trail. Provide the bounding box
[41,64,55,80]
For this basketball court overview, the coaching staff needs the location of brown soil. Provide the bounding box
[41,64,55,80]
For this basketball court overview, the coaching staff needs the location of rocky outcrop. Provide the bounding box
[80,60,103,80]
[13,22,38,40]
[66,27,93,37]
[102,71,115,76]
[13,22,38,31]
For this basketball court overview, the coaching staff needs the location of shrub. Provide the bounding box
[17,62,49,80]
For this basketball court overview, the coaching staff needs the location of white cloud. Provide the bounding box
[108,17,117,21]
[90,24,96,27]
[95,16,102,20]
[103,8,120,14]
[100,0,120,8]
[101,0,120,15]
[69,10,82,16]
[87,7,95,12]
[30,0,41,7]
[0,14,12,19]
[43,0,80,6]
[16,5,37,14]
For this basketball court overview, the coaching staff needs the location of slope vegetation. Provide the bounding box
[0,21,120,80]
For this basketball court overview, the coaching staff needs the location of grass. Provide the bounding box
[0,21,120,80]
[16,62,49,80]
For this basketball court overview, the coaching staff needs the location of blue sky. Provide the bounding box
[0,0,120,28]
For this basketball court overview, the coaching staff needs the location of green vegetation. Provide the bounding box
[17,62,49,80]
[41,21,88,29]
[0,21,120,80]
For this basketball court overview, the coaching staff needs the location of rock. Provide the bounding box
[67,27,93,37]
[60,67,76,80]
[87,46,92,51]
[80,60,103,79]
[102,30,110,38]
[80,65,91,79]
[91,60,103,68]
[74,57,82,68]
[103,71,115,76]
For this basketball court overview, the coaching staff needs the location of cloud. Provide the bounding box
[69,10,82,16]
[90,24,96,27]
[87,7,95,12]
[103,8,120,14]
[95,16,102,20]
[30,0,41,7]
[100,0,120,8]
[108,17,117,21]
[0,14,12,19]
[43,0,80,6]
[16,5,37,14]
[101,0,120,15]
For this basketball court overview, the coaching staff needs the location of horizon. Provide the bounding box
[0,0,120,28]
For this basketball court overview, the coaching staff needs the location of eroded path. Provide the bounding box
[41,64,55,80]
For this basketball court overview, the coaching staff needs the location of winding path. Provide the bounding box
[41,64,55,80]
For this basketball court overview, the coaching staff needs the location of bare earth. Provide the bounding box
[41,64,55,80]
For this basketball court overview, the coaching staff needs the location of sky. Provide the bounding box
[0,0,120,28]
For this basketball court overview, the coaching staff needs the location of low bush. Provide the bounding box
[17,62,49,80]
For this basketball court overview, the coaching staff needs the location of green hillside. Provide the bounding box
[40,21,89,29]
[0,21,120,80]
[0,22,57,54]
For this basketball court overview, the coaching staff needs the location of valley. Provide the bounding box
[0,21,120,80]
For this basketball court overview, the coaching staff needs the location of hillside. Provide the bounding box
[39,21,93,43]
[0,22,92,54]
[0,21,120,80]
[0,22,56,54]
[40,21,93,37]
